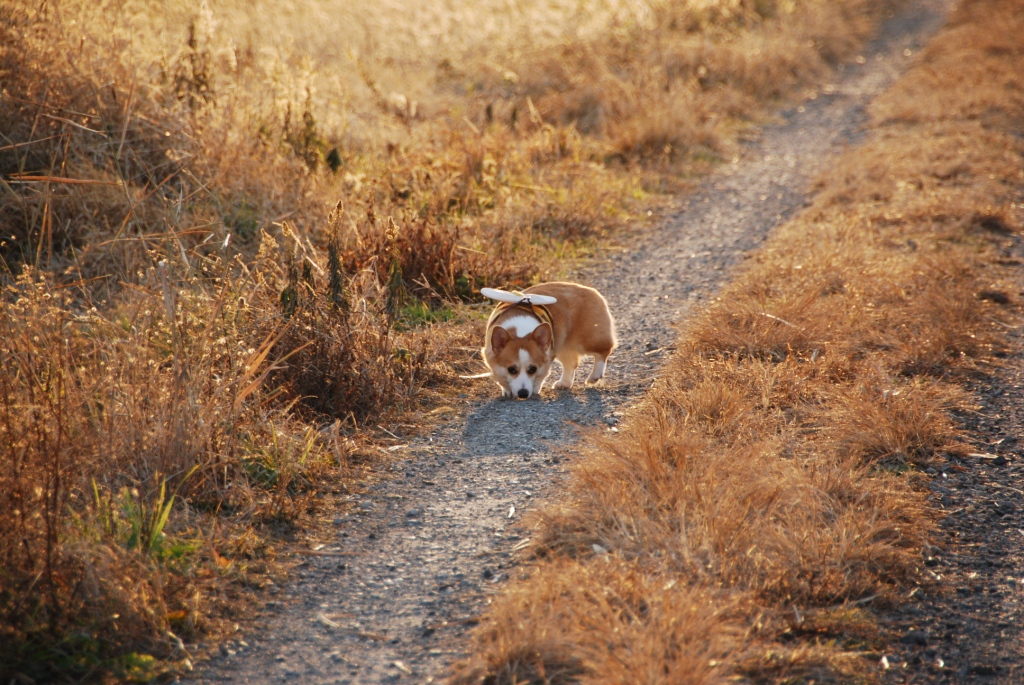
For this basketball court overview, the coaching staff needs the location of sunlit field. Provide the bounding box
[2,0,903,679]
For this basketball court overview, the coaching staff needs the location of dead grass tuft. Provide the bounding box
[507,0,887,164]
[690,285,826,362]
[831,381,962,468]
[532,407,930,606]
[456,558,737,685]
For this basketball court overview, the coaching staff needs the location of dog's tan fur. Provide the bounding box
[483,282,616,398]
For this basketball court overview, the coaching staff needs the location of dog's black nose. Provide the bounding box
[517,389,530,399]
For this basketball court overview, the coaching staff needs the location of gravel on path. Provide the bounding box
[193,2,953,682]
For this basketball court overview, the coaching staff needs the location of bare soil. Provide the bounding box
[190,2,975,682]
[879,318,1024,684]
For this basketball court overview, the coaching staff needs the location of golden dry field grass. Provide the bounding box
[1,0,931,680]
[453,0,1024,682]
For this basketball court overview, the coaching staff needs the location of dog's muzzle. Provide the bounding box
[517,389,530,399]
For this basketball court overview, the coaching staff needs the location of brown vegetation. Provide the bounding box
[1,0,917,679]
[453,0,1024,682]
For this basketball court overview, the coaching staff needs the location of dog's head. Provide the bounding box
[484,322,553,399]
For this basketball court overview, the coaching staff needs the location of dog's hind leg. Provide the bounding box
[554,353,579,390]
[586,353,608,384]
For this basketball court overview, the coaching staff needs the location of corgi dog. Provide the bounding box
[480,282,616,399]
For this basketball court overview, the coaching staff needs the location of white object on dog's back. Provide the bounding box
[480,287,557,306]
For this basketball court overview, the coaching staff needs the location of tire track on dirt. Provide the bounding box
[193,2,951,682]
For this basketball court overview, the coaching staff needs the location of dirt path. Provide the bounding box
[193,2,952,682]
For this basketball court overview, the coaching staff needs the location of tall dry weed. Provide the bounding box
[0,233,471,679]
[0,269,209,675]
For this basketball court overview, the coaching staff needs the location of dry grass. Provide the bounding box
[1,0,919,679]
[453,0,1024,682]
[465,558,739,685]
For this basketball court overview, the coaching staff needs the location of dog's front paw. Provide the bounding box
[553,380,574,390]
[501,387,512,399]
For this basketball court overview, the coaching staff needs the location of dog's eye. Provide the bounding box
[527,365,537,375]
[507,366,518,375]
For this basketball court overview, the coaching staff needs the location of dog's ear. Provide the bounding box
[532,322,552,350]
[491,326,510,354]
